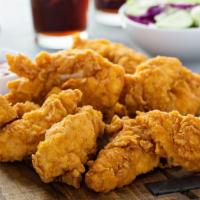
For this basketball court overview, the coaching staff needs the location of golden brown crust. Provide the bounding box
[0,95,17,127]
[73,35,147,74]
[120,56,200,115]
[61,49,125,114]
[32,106,105,188]
[86,110,200,192]
[6,50,91,104]
[0,89,82,162]
[0,96,41,127]
[139,110,200,171]
[6,49,125,115]
[13,101,40,118]
[86,115,159,192]
[6,53,40,80]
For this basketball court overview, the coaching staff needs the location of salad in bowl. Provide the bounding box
[119,0,200,60]
[125,0,200,28]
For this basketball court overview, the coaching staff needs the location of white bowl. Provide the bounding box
[0,50,17,95]
[119,5,200,61]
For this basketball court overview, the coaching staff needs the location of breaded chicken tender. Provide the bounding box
[6,52,62,104]
[86,110,200,192]
[0,95,17,127]
[6,50,87,104]
[6,54,40,80]
[6,50,124,112]
[0,95,40,127]
[61,49,124,115]
[86,115,159,192]
[0,89,82,162]
[73,35,147,74]
[139,111,200,172]
[13,101,40,118]
[120,56,200,116]
[32,106,105,188]
[46,87,62,97]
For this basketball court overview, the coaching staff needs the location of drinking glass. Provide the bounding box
[31,0,89,49]
[95,0,126,26]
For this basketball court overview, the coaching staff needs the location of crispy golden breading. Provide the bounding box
[6,50,124,110]
[6,50,86,104]
[136,110,200,171]
[46,87,62,97]
[32,106,105,188]
[6,74,61,105]
[61,50,125,115]
[0,89,82,162]
[103,103,128,123]
[6,54,40,80]
[86,115,159,192]
[0,95,41,127]
[73,35,147,74]
[120,56,200,116]
[13,101,40,118]
[0,95,17,127]
[3,40,200,193]
[6,53,62,104]
[86,110,200,192]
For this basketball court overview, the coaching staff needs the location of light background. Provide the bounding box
[0,0,199,71]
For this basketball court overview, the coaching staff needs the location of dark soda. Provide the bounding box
[31,0,89,36]
[95,0,126,13]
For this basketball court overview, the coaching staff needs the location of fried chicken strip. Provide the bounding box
[86,110,200,192]
[86,115,159,192]
[13,101,40,118]
[73,35,147,74]
[6,53,40,80]
[32,106,105,188]
[6,50,124,111]
[120,56,200,116]
[0,89,82,162]
[135,111,200,171]
[0,95,17,127]
[60,49,125,115]
[6,73,61,105]
[6,50,87,104]
[6,53,62,104]
[0,95,40,127]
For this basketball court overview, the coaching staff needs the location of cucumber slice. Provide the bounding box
[126,4,148,16]
[155,8,177,21]
[191,6,200,26]
[166,0,200,3]
[125,0,157,16]
[155,10,194,28]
